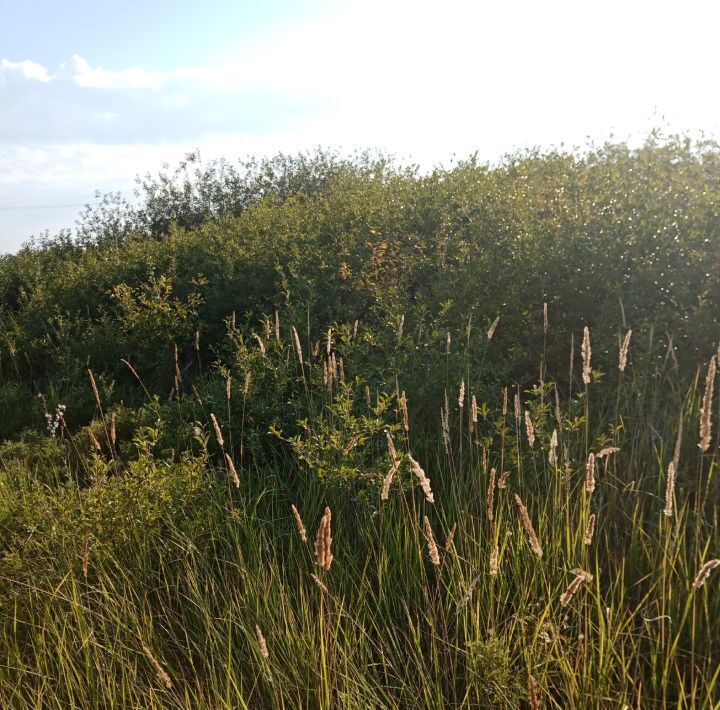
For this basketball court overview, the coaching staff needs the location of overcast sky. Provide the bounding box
[2,0,720,253]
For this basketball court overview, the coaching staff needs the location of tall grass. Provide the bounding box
[0,314,718,708]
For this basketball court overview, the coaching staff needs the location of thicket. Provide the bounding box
[0,135,719,707]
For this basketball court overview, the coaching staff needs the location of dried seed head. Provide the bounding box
[408,454,434,503]
[514,494,543,558]
[291,504,307,542]
[584,513,596,545]
[445,522,457,550]
[489,545,499,576]
[502,387,508,416]
[209,413,224,448]
[549,429,558,467]
[560,570,593,607]
[543,302,548,334]
[486,467,497,523]
[225,453,240,488]
[110,412,116,446]
[226,375,232,402]
[88,430,102,453]
[529,675,540,710]
[699,355,716,452]
[514,390,521,420]
[458,379,465,408]
[386,430,397,462]
[663,461,676,518]
[423,516,441,566]
[524,410,535,448]
[255,625,269,659]
[487,316,500,341]
[498,471,510,489]
[693,559,720,589]
[596,447,619,458]
[470,394,478,433]
[400,391,409,431]
[581,326,592,385]
[310,573,329,594]
[618,329,632,372]
[585,453,596,493]
[142,644,173,689]
[254,333,266,356]
[380,460,399,501]
[314,507,334,571]
[291,326,303,366]
[243,372,251,396]
[274,310,280,340]
[88,369,102,409]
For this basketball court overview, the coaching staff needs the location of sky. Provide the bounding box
[2,0,720,253]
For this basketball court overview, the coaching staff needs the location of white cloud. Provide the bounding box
[0,58,52,82]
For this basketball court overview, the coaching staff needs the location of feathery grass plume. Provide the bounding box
[224,453,240,488]
[663,461,676,517]
[110,412,116,447]
[209,413,224,448]
[560,570,593,607]
[381,460,400,500]
[88,430,102,453]
[498,470,510,489]
[445,523,457,550]
[400,391,409,431]
[543,302,548,334]
[514,390,521,420]
[673,415,683,475]
[82,534,91,579]
[255,625,269,659]
[314,507,334,571]
[584,514,596,545]
[230,311,236,329]
[585,453,596,493]
[326,327,333,356]
[291,504,307,542]
[618,329,632,372]
[693,559,720,589]
[549,429,558,466]
[446,331,451,354]
[514,494,543,557]
[225,375,232,402]
[142,644,173,689]
[487,315,500,340]
[524,411,535,447]
[243,372,251,396]
[195,329,200,351]
[311,573,329,594]
[441,406,450,456]
[173,343,182,393]
[502,387,508,416]
[311,340,320,358]
[274,310,280,340]
[699,355,716,452]
[291,326,303,365]
[581,326,592,385]
[254,333,266,356]
[408,454,434,503]
[386,430,397,462]
[330,352,338,381]
[365,385,371,407]
[489,545,499,576]
[423,516,441,566]
[596,447,620,458]
[87,368,102,409]
[470,394,478,433]
[554,385,561,426]
[459,574,481,607]
[338,357,345,383]
[458,379,465,409]
[528,675,540,710]
[486,468,497,523]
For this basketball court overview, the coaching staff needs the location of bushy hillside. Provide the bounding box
[0,136,719,707]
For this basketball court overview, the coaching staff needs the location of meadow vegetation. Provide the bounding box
[0,135,719,707]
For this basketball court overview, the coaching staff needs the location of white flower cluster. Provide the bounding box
[45,404,66,436]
